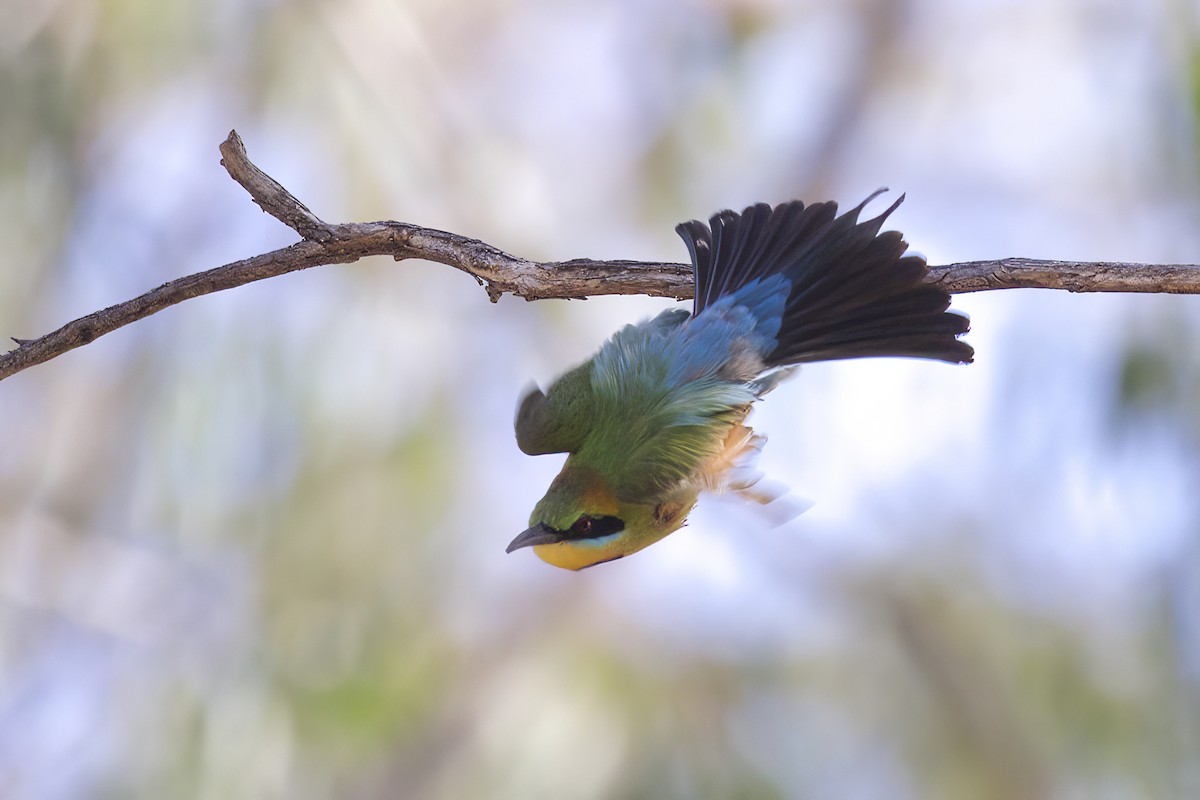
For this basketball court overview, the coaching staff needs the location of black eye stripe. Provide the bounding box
[564,514,624,540]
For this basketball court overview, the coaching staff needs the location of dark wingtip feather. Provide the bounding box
[675,190,973,367]
[856,186,891,215]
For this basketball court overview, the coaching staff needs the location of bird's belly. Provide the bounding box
[691,411,765,495]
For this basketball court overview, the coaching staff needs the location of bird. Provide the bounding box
[506,190,972,570]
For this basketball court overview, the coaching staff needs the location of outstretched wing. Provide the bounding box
[676,192,973,366]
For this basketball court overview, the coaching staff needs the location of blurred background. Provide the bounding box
[1,0,1199,797]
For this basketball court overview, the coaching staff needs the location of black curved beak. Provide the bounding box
[506,522,561,553]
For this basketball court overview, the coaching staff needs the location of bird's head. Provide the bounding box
[507,463,690,570]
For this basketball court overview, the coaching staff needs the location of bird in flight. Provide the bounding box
[507,191,973,570]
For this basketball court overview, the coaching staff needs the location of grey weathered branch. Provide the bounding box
[2,129,1199,382]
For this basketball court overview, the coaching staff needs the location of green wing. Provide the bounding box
[514,360,595,456]
[583,310,756,503]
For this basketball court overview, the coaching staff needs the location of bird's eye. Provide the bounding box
[565,515,624,540]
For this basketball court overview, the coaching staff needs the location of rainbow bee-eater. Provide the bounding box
[507,191,972,570]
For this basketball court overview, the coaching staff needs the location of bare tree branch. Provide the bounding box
[926,259,1200,294]
[2,130,1199,383]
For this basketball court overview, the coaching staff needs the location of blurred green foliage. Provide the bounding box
[2,1,1200,799]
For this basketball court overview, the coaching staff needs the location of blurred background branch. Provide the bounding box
[3,130,1199,383]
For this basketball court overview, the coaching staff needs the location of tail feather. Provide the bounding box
[676,191,972,366]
